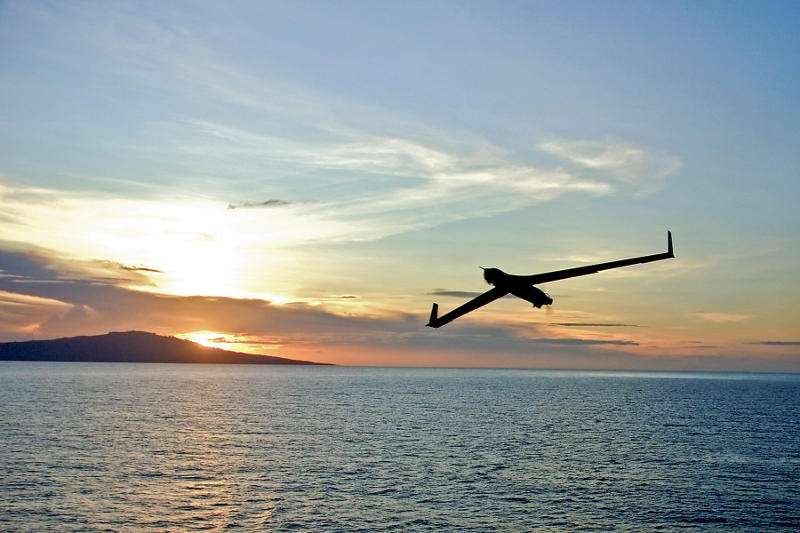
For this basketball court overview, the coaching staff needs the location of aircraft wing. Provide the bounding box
[426,287,508,328]
[522,231,674,285]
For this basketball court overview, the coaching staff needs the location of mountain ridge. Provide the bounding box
[0,331,329,365]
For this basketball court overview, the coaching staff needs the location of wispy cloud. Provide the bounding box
[227,199,292,210]
[429,290,484,298]
[746,341,800,346]
[194,127,621,242]
[295,136,456,174]
[551,322,642,327]
[528,338,639,346]
[0,289,72,337]
[0,128,665,270]
[694,312,753,323]
[117,263,164,274]
[538,139,682,195]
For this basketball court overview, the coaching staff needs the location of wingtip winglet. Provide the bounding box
[667,230,674,258]
[426,303,439,328]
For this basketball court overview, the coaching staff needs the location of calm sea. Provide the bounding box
[1,363,798,532]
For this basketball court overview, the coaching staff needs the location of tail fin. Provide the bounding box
[427,303,439,327]
[667,230,674,258]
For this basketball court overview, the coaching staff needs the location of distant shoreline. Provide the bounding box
[0,331,331,365]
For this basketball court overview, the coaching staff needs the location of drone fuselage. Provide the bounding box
[483,268,553,308]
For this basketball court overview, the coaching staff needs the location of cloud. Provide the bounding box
[746,341,800,346]
[0,289,72,337]
[162,119,681,250]
[429,290,484,298]
[0,246,403,342]
[191,123,615,240]
[173,121,664,245]
[118,263,164,274]
[694,312,753,323]
[302,294,359,300]
[551,322,642,327]
[0,159,606,264]
[538,139,682,194]
[216,337,284,346]
[528,338,639,346]
[227,199,291,210]
[295,136,456,174]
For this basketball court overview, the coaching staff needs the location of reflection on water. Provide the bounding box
[1,364,799,531]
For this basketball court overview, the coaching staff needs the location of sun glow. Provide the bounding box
[177,331,235,350]
[176,331,285,355]
[0,186,310,300]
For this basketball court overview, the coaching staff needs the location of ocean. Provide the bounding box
[1,363,798,531]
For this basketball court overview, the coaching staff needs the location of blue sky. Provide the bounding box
[0,1,798,369]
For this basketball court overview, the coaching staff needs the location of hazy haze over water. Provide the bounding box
[1,363,798,531]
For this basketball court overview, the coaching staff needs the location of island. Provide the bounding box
[0,331,329,365]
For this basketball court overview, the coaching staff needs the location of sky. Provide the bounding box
[0,0,798,370]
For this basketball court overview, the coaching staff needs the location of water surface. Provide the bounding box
[1,363,798,531]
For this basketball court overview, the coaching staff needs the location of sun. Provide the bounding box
[177,331,232,350]
[176,331,286,355]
